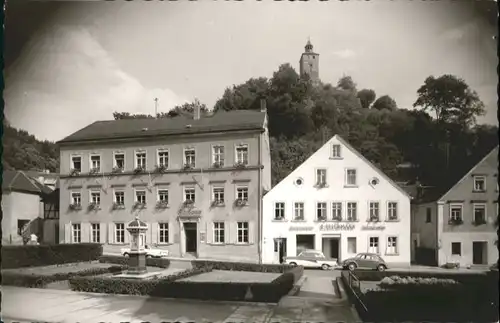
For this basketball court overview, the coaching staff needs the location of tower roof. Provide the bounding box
[305,38,313,53]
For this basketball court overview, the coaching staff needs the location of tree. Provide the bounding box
[337,75,357,93]
[113,99,209,120]
[372,95,398,111]
[213,78,269,112]
[357,89,376,109]
[413,74,486,127]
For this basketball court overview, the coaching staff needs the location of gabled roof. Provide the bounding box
[266,135,411,199]
[57,110,266,144]
[2,170,44,195]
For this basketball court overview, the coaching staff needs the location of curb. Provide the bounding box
[336,277,362,323]
[287,275,308,296]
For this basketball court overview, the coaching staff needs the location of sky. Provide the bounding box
[4,1,498,142]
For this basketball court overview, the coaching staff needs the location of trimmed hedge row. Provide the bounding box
[69,266,296,303]
[2,243,103,269]
[99,255,170,268]
[2,265,125,288]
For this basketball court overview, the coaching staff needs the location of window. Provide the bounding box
[331,144,341,158]
[115,223,125,244]
[473,176,486,192]
[71,192,81,205]
[184,187,196,202]
[316,202,327,220]
[331,202,342,220]
[157,189,169,204]
[386,236,398,254]
[235,144,249,165]
[212,187,224,203]
[346,169,357,186]
[71,156,82,172]
[236,186,249,201]
[451,242,461,256]
[184,148,196,168]
[369,202,380,221]
[212,145,225,166]
[426,207,432,223]
[114,153,125,170]
[237,222,249,243]
[90,191,101,205]
[450,204,462,221]
[72,223,81,243]
[473,204,486,224]
[91,223,100,243]
[294,202,304,220]
[114,191,124,205]
[157,149,169,168]
[316,169,327,186]
[387,202,398,220]
[275,202,285,220]
[214,222,225,244]
[135,151,146,169]
[135,190,146,204]
[90,155,101,172]
[347,237,357,253]
[17,219,29,235]
[347,202,357,221]
[368,237,379,253]
[159,223,169,244]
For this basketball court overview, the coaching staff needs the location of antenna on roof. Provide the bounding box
[154,98,159,118]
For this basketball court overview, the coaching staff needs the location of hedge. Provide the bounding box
[99,255,170,268]
[2,243,103,269]
[2,265,125,288]
[69,265,298,303]
[191,260,304,283]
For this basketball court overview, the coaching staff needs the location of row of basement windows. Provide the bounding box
[70,144,250,174]
[69,185,250,209]
[274,201,399,222]
[70,222,251,244]
[342,236,399,255]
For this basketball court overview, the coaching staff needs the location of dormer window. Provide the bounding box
[331,144,341,158]
[473,176,486,192]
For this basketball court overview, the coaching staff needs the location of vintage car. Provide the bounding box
[121,245,169,258]
[341,252,388,271]
[283,249,339,270]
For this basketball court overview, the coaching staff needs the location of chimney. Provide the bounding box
[194,104,201,120]
[260,98,267,112]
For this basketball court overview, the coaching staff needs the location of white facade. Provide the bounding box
[262,135,411,266]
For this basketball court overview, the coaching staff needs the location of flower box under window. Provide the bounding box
[234,161,247,169]
[473,218,487,226]
[69,203,82,211]
[183,200,195,207]
[69,169,81,177]
[88,203,100,211]
[112,166,124,174]
[89,167,100,175]
[112,202,125,210]
[134,166,145,174]
[316,181,327,188]
[369,216,380,222]
[274,216,285,221]
[388,215,398,221]
[332,215,342,222]
[183,163,194,170]
[234,198,248,207]
[133,202,146,209]
[212,162,223,169]
[317,215,327,222]
[156,201,169,209]
[347,216,357,222]
[448,218,463,225]
[211,200,225,207]
[155,164,167,173]
[294,216,305,221]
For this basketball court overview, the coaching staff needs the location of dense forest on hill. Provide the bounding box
[114,64,499,187]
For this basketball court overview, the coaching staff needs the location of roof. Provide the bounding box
[57,110,266,144]
[127,217,148,228]
[23,170,60,180]
[2,170,44,195]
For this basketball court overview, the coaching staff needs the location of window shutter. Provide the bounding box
[99,223,106,244]
[223,221,229,244]
[124,228,130,244]
[168,221,174,244]
[206,221,213,244]
[108,223,114,244]
[151,222,159,244]
[249,221,255,244]
[84,223,91,243]
[145,223,152,245]
[230,222,237,244]
[65,223,71,243]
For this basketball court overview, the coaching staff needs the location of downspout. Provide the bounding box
[257,130,263,264]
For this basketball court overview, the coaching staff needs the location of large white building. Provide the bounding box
[262,135,412,266]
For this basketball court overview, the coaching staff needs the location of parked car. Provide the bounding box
[121,245,169,258]
[283,249,339,270]
[341,252,387,271]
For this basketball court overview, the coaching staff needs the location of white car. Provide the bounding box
[283,249,339,270]
[121,245,169,258]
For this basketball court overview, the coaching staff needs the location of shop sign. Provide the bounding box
[361,225,386,231]
[319,223,355,231]
[289,226,314,231]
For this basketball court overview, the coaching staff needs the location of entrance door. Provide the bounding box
[184,222,197,253]
[273,238,287,263]
[472,241,486,265]
[330,238,340,259]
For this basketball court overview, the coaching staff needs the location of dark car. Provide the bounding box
[341,252,388,271]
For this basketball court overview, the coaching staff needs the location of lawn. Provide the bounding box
[178,270,281,283]
[2,261,112,275]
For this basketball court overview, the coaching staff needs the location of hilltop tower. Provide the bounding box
[299,38,320,85]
